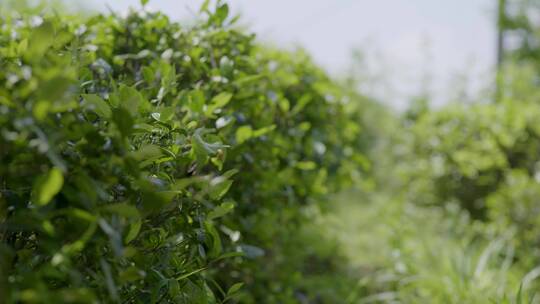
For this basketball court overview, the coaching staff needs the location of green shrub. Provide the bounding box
[396,99,540,283]
[487,169,540,266]
[0,2,365,303]
[328,192,534,304]
[403,102,540,219]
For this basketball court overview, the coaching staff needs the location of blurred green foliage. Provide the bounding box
[403,102,540,218]
[324,191,536,303]
[397,97,540,272]
[499,0,540,67]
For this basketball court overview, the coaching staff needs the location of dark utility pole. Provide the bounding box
[496,0,507,102]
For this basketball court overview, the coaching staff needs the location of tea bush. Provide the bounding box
[403,102,540,217]
[0,2,366,303]
[325,190,535,303]
[396,99,540,283]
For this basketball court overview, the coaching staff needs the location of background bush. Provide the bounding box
[403,102,540,218]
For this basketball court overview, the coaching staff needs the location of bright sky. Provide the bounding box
[87,0,497,108]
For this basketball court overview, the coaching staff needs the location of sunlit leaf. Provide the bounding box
[83,94,111,118]
[33,167,64,206]
[207,202,235,220]
[235,125,252,144]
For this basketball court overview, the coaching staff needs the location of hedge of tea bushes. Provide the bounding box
[0,2,367,303]
[399,100,540,274]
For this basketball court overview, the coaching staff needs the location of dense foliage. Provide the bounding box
[4,0,540,303]
[395,99,540,278]
[0,2,366,303]
[498,0,540,67]
[404,103,540,218]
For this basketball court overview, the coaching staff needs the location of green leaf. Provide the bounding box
[119,266,145,283]
[208,169,238,200]
[168,279,181,298]
[32,100,50,121]
[159,63,176,99]
[187,89,205,113]
[33,167,64,206]
[236,125,275,144]
[176,267,207,281]
[209,180,232,200]
[27,21,54,59]
[252,125,276,137]
[61,221,98,255]
[83,94,111,118]
[112,107,134,138]
[125,219,142,244]
[204,221,222,258]
[206,92,233,115]
[119,85,147,116]
[296,161,316,170]
[234,74,264,85]
[129,145,163,162]
[142,66,155,83]
[192,128,229,164]
[140,0,149,6]
[38,76,73,103]
[291,94,312,115]
[17,39,28,54]
[215,3,229,25]
[235,126,253,144]
[152,107,175,123]
[140,189,176,215]
[200,0,210,13]
[207,202,235,220]
[226,283,244,296]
